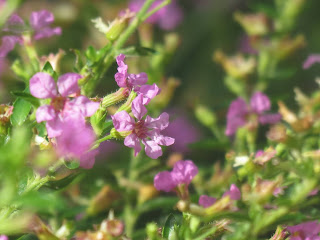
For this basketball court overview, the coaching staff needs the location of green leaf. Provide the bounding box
[42,61,54,75]
[11,91,40,107]
[45,173,81,190]
[71,48,84,71]
[85,46,97,62]
[118,46,157,56]
[64,160,80,169]
[42,61,58,80]
[10,98,32,126]
[17,234,38,240]
[162,214,177,239]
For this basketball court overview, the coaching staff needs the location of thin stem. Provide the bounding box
[142,0,171,22]
[84,0,160,95]
[91,134,113,150]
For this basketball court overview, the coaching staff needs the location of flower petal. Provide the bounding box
[3,14,25,33]
[56,122,96,159]
[223,184,241,200]
[259,113,282,125]
[225,116,246,136]
[145,112,170,130]
[115,72,127,88]
[57,73,82,97]
[29,72,57,99]
[128,72,148,86]
[227,97,248,119]
[46,117,63,138]
[303,54,320,69]
[154,171,176,192]
[131,94,147,120]
[124,133,142,156]
[67,96,100,117]
[80,149,99,169]
[33,26,62,40]
[36,105,56,122]
[171,160,198,185]
[199,195,216,208]
[0,35,23,57]
[30,10,54,30]
[112,111,135,132]
[143,140,162,159]
[138,83,160,105]
[250,91,271,113]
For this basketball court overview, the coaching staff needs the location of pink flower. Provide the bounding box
[112,94,174,159]
[303,54,320,69]
[222,184,241,200]
[30,10,62,40]
[3,14,25,33]
[129,0,183,30]
[55,120,97,169]
[199,195,216,208]
[0,35,23,57]
[0,235,8,240]
[0,10,61,57]
[154,160,198,192]
[225,92,282,136]
[115,54,160,104]
[29,72,99,138]
[287,221,320,240]
[199,184,241,208]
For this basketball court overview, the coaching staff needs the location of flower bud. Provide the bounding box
[269,226,288,240]
[234,12,272,36]
[214,50,256,79]
[110,128,131,139]
[92,9,135,42]
[100,219,124,237]
[0,104,13,136]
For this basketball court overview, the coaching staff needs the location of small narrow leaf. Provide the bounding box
[10,98,32,126]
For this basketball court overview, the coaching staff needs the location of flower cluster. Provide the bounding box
[154,160,198,192]
[112,94,174,159]
[0,10,61,57]
[115,54,160,105]
[226,91,282,136]
[29,72,99,167]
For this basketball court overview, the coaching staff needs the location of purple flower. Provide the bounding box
[56,120,97,169]
[112,94,174,159]
[3,14,25,33]
[303,54,320,69]
[0,10,61,57]
[222,184,241,200]
[29,72,99,138]
[0,35,23,57]
[199,184,241,208]
[287,221,320,240]
[0,235,8,240]
[154,160,198,192]
[225,92,282,136]
[30,10,62,40]
[129,0,183,30]
[115,54,160,104]
[199,195,216,208]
